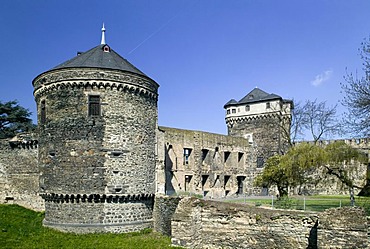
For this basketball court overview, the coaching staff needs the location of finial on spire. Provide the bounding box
[101,23,106,45]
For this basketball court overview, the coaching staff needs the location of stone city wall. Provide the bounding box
[171,197,369,249]
[0,135,44,211]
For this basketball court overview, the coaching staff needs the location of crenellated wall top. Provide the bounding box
[297,138,370,149]
[32,68,159,100]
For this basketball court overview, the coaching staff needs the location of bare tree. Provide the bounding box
[302,100,340,143]
[341,37,370,137]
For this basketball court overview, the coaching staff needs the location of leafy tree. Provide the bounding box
[0,100,35,139]
[254,155,289,197]
[341,37,370,137]
[255,143,323,197]
[255,141,368,199]
[324,141,369,201]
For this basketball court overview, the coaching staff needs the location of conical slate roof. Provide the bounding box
[52,44,147,77]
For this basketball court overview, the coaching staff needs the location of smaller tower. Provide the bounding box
[224,88,293,165]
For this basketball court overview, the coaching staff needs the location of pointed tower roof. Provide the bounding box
[238,88,281,104]
[49,25,147,77]
[224,88,282,108]
[52,44,147,76]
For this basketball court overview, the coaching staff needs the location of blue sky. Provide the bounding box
[1,0,370,138]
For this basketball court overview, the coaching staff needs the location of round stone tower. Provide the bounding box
[32,27,159,233]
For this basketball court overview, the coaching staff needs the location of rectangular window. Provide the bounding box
[266,102,271,109]
[232,109,236,113]
[201,149,209,161]
[227,109,230,114]
[183,148,192,165]
[257,157,265,168]
[224,151,231,163]
[238,152,244,162]
[40,100,46,124]
[245,105,250,111]
[88,95,101,116]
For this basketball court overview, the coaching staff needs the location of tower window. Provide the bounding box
[88,95,101,116]
[40,100,46,124]
[232,109,236,113]
[257,157,265,168]
[266,102,271,109]
[245,105,250,111]
[227,109,230,114]
[102,45,110,52]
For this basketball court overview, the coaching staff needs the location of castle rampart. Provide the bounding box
[0,134,44,211]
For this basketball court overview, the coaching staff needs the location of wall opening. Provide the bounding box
[40,100,46,124]
[185,175,193,192]
[237,176,246,195]
[201,149,209,161]
[238,152,244,162]
[224,175,231,189]
[183,148,192,165]
[88,95,101,116]
[257,156,265,168]
[224,151,231,163]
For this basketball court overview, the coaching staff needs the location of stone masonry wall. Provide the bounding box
[153,195,181,236]
[33,67,158,232]
[43,198,153,233]
[171,197,369,249]
[0,136,44,211]
[227,114,284,159]
[159,126,263,197]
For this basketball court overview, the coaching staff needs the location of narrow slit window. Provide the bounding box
[88,95,101,116]
[40,100,46,124]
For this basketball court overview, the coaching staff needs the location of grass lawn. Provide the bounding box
[0,204,181,249]
[226,195,370,215]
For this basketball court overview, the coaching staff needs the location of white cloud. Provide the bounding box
[311,70,333,86]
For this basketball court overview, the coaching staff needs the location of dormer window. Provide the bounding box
[102,45,110,52]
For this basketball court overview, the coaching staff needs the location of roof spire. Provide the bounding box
[101,23,106,45]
